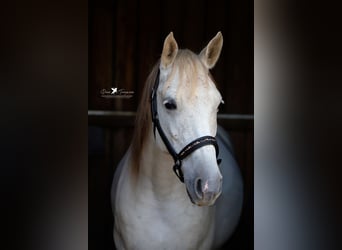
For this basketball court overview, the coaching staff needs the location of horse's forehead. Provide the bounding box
[163,61,212,100]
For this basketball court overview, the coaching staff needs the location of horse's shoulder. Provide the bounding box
[111,148,131,211]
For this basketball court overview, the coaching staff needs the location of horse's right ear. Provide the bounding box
[160,32,178,69]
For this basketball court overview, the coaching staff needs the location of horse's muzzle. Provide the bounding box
[188,175,222,206]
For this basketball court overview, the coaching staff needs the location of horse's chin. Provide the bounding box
[185,187,219,207]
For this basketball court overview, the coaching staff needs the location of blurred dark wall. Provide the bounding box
[89,0,253,114]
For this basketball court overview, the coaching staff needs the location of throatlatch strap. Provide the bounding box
[151,69,179,163]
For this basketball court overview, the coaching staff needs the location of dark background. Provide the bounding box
[88,0,253,249]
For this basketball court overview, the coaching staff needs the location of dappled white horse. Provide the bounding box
[111,32,243,249]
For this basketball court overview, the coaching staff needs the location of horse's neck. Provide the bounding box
[134,130,186,202]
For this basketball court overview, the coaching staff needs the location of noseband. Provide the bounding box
[150,69,221,183]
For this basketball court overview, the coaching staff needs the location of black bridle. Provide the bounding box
[150,69,222,183]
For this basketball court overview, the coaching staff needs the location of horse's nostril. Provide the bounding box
[195,178,203,199]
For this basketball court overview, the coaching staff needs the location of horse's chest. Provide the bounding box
[115,190,215,249]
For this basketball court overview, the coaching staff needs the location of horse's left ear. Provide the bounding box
[199,32,223,69]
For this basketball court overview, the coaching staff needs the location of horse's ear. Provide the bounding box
[199,32,223,69]
[161,32,178,69]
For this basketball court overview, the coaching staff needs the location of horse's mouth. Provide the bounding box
[186,188,221,207]
[186,187,217,207]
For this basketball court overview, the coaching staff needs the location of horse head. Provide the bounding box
[154,32,224,206]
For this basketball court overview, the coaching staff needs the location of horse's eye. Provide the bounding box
[163,99,177,110]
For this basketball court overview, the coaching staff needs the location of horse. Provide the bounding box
[111,32,243,250]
